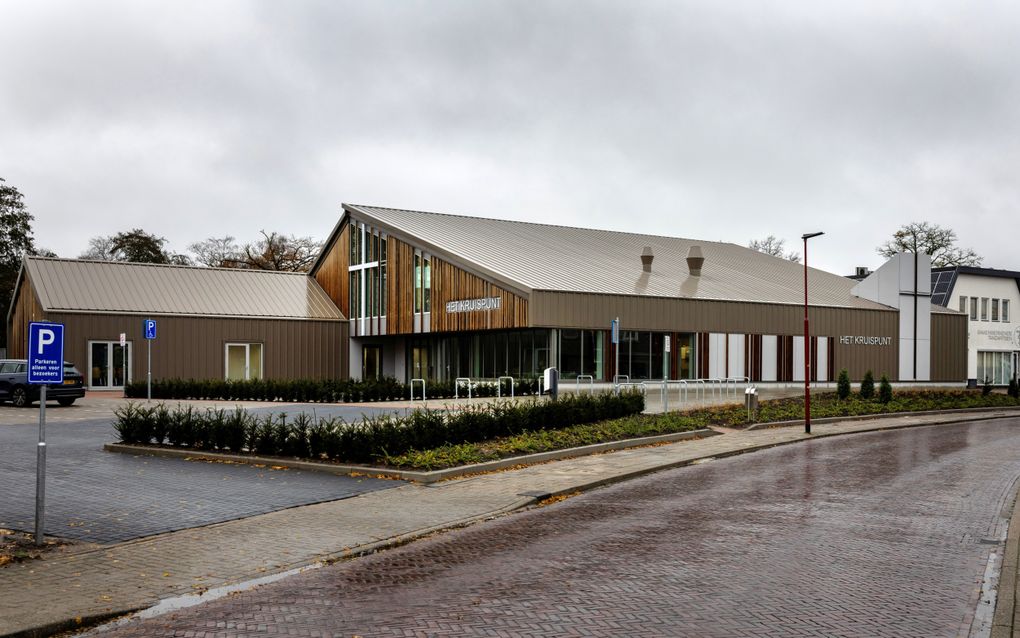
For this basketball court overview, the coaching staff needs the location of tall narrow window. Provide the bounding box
[1003,300,1010,323]
[423,257,431,313]
[992,299,1000,321]
[982,298,989,321]
[414,253,422,313]
[970,297,978,320]
[959,296,967,314]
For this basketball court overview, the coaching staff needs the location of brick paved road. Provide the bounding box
[0,417,397,543]
[91,419,1020,637]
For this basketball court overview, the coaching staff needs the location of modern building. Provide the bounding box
[7,258,347,390]
[7,204,969,389]
[931,265,1020,386]
[310,204,966,384]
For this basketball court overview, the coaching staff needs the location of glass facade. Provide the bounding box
[558,329,603,380]
[407,329,551,381]
[611,331,696,380]
[349,222,387,324]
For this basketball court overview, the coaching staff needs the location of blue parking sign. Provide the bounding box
[144,319,157,340]
[28,322,64,384]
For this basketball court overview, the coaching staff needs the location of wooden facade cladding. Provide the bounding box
[430,256,528,332]
[930,312,967,381]
[6,273,46,358]
[388,236,415,334]
[312,222,350,317]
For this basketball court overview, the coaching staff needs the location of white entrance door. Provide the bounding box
[88,341,131,390]
[225,343,263,381]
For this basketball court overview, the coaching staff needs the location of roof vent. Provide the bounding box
[687,246,704,276]
[641,246,654,272]
[855,266,871,277]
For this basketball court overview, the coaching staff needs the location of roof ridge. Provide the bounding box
[25,255,308,276]
[346,203,737,247]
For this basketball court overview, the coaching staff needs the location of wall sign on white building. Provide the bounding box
[839,335,893,346]
[446,297,502,313]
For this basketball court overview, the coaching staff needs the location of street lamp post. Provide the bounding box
[802,232,824,434]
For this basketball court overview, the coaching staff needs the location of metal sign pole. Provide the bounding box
[613,317,620,392]
[147,338,152,401]
[35,385,46,546]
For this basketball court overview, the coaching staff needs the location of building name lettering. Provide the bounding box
[976,328,1020,348]
[839,335,892,346]
[446,297,502,313]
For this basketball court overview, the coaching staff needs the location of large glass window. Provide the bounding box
[978,351,1015,385]
[348,223,388,326]
[225,343,263,381]
[423,257,431,313]
[414,253,422,313]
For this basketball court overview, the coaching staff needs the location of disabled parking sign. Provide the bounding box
[28,322,64,384]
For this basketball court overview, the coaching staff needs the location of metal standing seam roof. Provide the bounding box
[341,204,894,311]
[24,257,346,320]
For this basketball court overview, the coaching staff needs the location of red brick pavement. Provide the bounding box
[94,419,1020,637]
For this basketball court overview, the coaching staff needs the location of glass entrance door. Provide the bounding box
[411,346,429,380]
[89,341,131,390]
[363,345,381,380]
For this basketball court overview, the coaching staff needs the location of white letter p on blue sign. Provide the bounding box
[37,329,55,355]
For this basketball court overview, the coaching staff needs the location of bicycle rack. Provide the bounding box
[454,377,472,400]
[706,378,723,400]
[497,376,515,398]
[410,378,426,401]
[576,374,594,395]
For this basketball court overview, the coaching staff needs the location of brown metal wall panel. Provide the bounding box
[44,313,346,382]
[531,291,900,380]
[930,313,967,381]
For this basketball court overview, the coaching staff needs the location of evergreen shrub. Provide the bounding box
[860,371,875,399]
[879,375,893,404]
[836,369,851,400]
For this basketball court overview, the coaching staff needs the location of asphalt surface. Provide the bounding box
[0,407,401,543]
[87,418,1020,637]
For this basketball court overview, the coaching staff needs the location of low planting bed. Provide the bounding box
[111,389,1020,472]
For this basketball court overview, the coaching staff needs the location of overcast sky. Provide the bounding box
[2,1,1018,275]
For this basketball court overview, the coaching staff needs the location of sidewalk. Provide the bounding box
[2,408,1019,637]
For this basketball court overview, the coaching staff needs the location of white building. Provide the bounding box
[931,266,1020,386]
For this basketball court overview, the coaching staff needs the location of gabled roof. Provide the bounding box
[20,257,345,321]
[931,265,1020,307]
[323,204,891,311]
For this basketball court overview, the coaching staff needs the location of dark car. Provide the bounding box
[0,360,86,407]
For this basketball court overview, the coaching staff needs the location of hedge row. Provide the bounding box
[113,390,644,465]
[123,376,540,403]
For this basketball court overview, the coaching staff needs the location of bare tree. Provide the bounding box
[79,235,116,261]
[748,235,801,262]
[876,222,981,267]
[237,230,321,272]
[189,235,240,268]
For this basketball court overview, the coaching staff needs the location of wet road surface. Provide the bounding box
[93,418,1020,637]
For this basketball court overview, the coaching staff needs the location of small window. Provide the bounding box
[970,297,978,320]
[959,296,967,313]
[992,299,1000,321]
[981,298,989,321]
[0,362,17,374]
[15,363,26,374]
[1003,300,1010,323]
[225,343,263,381]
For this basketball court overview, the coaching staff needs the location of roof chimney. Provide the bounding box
[687,246,704,276]
[641,246,654,272]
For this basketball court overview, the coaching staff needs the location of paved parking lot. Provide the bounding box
[0,398,403,543]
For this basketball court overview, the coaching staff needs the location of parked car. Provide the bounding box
[0,359,86,407]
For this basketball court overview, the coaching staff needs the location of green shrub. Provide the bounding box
[836,369,850,400]
[983,378,993,396]
[1009,378,1019,400]
[860,371,875,399]
[878,376,893,404]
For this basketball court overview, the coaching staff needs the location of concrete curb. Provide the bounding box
[103,428,721,484]
[746,404,1020,430]
[992,491,1020,638]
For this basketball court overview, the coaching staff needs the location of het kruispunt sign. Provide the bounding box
[446,297,502,313]
[839,335,892,346]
